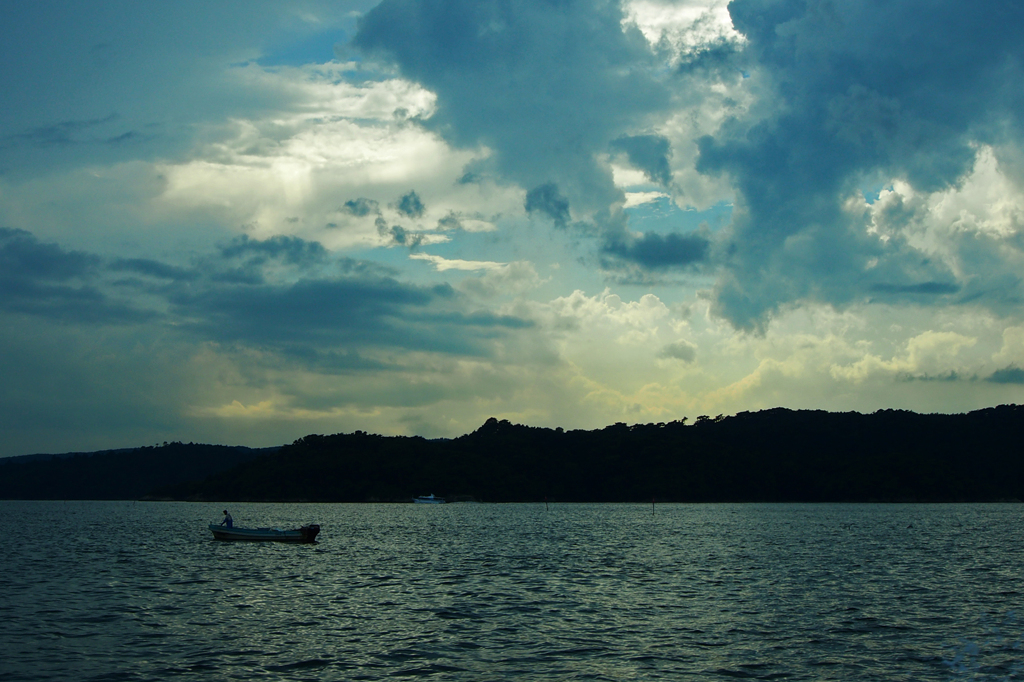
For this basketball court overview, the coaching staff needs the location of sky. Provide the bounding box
[2,0,1024,457]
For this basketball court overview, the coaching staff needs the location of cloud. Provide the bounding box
[829,330,977,384]
[378,222,425,249]
[869,282,961,296]
[6,114,121,148]
[623,191,669,208]
[0,3,381,177]
[0,227,99,280]
[0,227,149,323]
[525,183,571,228]
[2,228,530,360]
[987,366,1024,384]
[220,234,329,267]
[659,340,697,362]
[395,190,425,218]
[340,198,380,217]
[692,0,1024,329]
[109,258,197,282]
[897,371,968,383]
[159,234,533,355]
[458,261,546,299]
[610,134,673,186]
[349,0,1024,329]
[178,235,530,356]
[409,254,507,272]
[602,230,710,269]
[6,0,1024,458]
[353,0,671,221]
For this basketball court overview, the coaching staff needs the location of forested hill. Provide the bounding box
[0,443,275,500]
[152,405,1024,503]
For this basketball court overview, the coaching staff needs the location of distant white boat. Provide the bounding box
[209,523,320,542]
[413,494,445,504]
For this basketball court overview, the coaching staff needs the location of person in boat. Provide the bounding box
[220,510,233,528]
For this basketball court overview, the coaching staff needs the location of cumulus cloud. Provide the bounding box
[354,0,670,224]
[351,0,1024,331]
[693,0,1024,329]
[458,261,545,299]
[829,330,978,384]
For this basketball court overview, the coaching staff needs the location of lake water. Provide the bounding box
[1,502,1022,681]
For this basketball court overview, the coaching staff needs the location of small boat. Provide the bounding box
[209,523,320,543]
[413,494,445,504]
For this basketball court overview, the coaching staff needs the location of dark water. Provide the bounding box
[1,502,1023,681]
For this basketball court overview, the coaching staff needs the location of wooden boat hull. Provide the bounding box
[209,523,320,543]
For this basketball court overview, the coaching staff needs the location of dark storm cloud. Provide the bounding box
[396,191,425,219]
[170,277,427,344]
[354,0,669,218]
[206,234,332,285]
[1,229,529,357]
[6,114,120,148]
[219,234,328,266]
[178,234,526,355]
[276,346,391,374]
[677,38,742,79]
[170,275,526,357]
[602,230,710,269]
[109,258,196,282]
[0,228,150,323]
[869,282,961,296]
[694,0,1024,329]
[207,235,530,356]
[0,227,99,279]
[610,134,673,186]
[352,0,1024,328]
[986,366,1024,384]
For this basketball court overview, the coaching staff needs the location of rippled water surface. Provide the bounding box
[2,502,1023,680]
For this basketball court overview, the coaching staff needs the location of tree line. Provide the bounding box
[3,406,1022,502]
[154,405,1024,502]
[0,443,272,500]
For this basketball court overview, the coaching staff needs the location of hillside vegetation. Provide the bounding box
[150,406,1024,503]
[0,443,272,500]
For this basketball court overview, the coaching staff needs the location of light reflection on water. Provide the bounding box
[1,501,1022,680]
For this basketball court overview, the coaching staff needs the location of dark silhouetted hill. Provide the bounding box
[151,405,1024,503]
[0,442,275,500]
